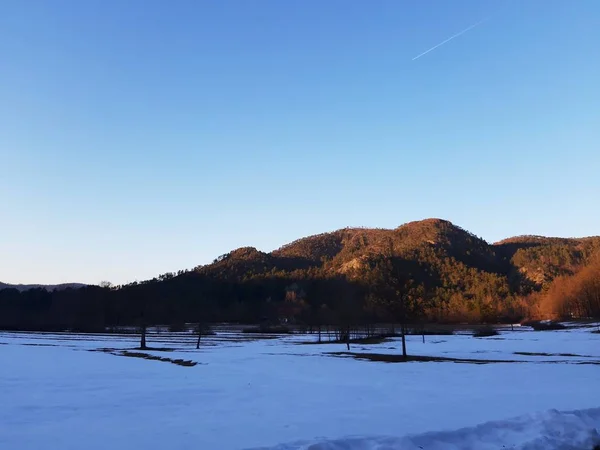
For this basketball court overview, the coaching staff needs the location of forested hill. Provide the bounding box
[202,218,499,277]
[0,282,87,292]
[1,218,599,331]
[198,219,600,292]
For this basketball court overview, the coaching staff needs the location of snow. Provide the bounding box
[1,326,600,450]
[256,408,600,449]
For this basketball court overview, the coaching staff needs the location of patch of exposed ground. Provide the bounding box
[328,352,600,365]
[514,352,593,358]
[94,348,199,367]
[298,336,391,345]
[327,352,522,364]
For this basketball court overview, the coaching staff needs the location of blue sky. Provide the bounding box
[1,0,599,285]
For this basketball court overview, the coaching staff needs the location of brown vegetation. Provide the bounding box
[535,256,600,320]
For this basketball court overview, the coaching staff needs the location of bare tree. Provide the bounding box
[138,297,148,350]
[366,256,425,359]
[140,312,147,350]
[196,321,203,349]
[194,298,213,349]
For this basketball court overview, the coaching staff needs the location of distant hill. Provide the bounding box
[0,282,88,292]
[201,219,493,274]
[197,219,600,292]
[2,218,599,331]
[187,219,600,324]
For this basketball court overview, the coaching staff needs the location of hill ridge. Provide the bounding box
[3,218,600,330]
[195,218,600,295]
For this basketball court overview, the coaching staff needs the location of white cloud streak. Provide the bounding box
[412,18,488,61]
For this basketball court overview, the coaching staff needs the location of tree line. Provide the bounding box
[0,255,528,337]
[3,221,599,342]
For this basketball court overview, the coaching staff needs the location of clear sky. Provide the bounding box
[1,0,599,285]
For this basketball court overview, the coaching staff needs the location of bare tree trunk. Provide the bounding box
[318,324,322,343]
[196,324,202,349]
[401,323,407,358]
[140,323,147,350]
[422,324,425,344]
[346,325,350,351]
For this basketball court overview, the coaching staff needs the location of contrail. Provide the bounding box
[412,18,488,61]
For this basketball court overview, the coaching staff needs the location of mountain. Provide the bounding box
[200,219,496,276]
[2,218,599,331]
[281,218,500,272]
[198,218,600,290]
[0,282,88,292]
[193,218,600,322]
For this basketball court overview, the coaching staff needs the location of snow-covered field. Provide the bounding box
[1,325,600,449]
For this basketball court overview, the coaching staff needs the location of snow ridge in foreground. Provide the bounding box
[256,407,600,450]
